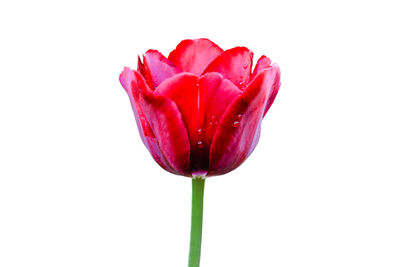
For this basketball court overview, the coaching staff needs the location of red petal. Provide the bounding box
[137,55,146,79]
[120,67,191,176]
[120,67,154,139]
[156,72,241,175]
[263,65,281,116]
[208,64,280,176]
[203,47,253,89]
[168,38,223,75]
[251,55,272,81]
[143,50,181,88]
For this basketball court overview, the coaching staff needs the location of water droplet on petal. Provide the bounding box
[196,83,200,87]
[239,81,244,88]
[233,121,240,127]
[197,128,203,136]
[237,114,242,120]
[243,64,248,69]
[197,141,204,148]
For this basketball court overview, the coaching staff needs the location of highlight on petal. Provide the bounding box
[203,47,253,90]
[168,38,223,75]
[208,64,281,176]
[142,50,181,88]
[156,72,241,175]
[119,67,191,176]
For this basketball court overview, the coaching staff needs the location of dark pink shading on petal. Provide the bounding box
[168,38,223,75]
[156,72,241,175]
[120,67,191,176]
[203,47,253,90]
[251,55,272,81]
[208,64,281,176]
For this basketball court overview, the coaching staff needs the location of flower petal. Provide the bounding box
[120,68,172,173]
[120,67,191,176]
[263,65,281,117]
[142,50,181,88]
[168,38,223,75]
[251,55,272,81]
[208,64,281,176]
[137,55,146,80]
[203,47,253,89]
[156,72,241,175]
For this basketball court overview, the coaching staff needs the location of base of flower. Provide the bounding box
[188,177,205,267]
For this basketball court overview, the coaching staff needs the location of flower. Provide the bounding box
[119,38,280,177]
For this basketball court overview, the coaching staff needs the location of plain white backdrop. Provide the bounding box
[1,0,399,266]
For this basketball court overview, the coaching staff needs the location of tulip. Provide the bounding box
[119,38,280,267]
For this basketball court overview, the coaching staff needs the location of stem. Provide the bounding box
[188,177,205,267]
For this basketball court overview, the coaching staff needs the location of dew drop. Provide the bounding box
[208,115,217,127]
[197,141,204,148]
[237,114,242,120]
[243,64,248,69]
[197,128,203,135]
[196,83,200,87]
[239,81,244,88]
[233,121,240,127]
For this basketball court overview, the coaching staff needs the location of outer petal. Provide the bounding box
[168,38,223,75]
[263,65,281,117]
[203,47,253,89]
[156,72,241,176]
[119,67,154,143]
[208,64,281,176]
[119,67,191,176]
[251,55,272,81]
[250,56,280,117]
[142,50,181,88]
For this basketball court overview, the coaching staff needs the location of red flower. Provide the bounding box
[120,38,280,177]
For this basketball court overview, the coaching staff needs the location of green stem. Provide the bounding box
[188,177,205,267]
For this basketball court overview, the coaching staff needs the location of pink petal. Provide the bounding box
[208,64,281,176]
[142,50,181,88]
[120,67,191,176]
[168,38,223,75]
[203,47,253,89]
[263,65,281,117]
[251,55,272,81]
[156,72,241,175]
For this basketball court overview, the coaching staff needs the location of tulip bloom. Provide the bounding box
[119,38,280,267]
[120,38,280,177]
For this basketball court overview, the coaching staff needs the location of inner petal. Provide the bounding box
[142,50,181,88]
[203,47,253,90]
[156,72,241,175]
[168,38,223,75]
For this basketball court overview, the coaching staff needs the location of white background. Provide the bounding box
[1,0,399,266]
